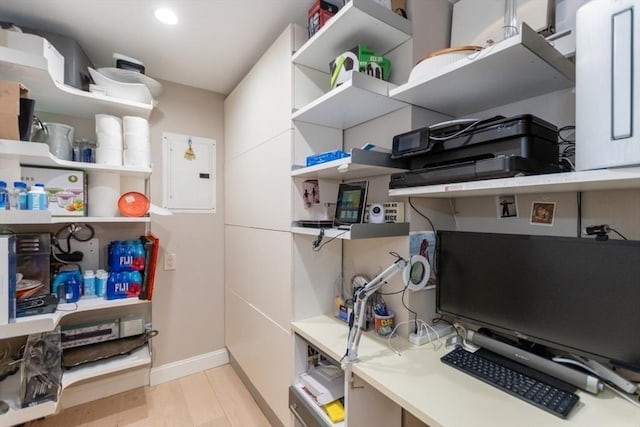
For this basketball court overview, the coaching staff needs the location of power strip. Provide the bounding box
[409,323,453,346]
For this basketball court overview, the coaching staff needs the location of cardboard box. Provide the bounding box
[308,0,339,38]
[0,80,29,140]
[329,45,391,88]
[20,166,87,216]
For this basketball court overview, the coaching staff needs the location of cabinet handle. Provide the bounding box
[289,402,310,427]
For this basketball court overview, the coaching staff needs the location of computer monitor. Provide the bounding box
[436,230,640,372]
[333,181,368,228]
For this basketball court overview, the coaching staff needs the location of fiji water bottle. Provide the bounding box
[132,239,146,271]
[129,271,142,297]
[0,181,8,210]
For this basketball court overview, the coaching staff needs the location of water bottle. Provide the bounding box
[130,271,143,297]
[0,181,8,210]
[11,181,28,210]
[83,270,96,297]
[95,269,108,298]
[132,239,146,271]
[27,183,48,211]
[65,273,81,303]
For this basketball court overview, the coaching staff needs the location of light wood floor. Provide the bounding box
[28,364,273,427]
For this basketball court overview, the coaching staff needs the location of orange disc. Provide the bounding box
[118,191,150,217]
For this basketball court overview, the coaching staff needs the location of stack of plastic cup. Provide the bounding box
[122,116,150,168]
[95,114,123,166]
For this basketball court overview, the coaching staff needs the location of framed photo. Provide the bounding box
[303,179,320,208]
[496,195,518,218]
[530,201,556,226]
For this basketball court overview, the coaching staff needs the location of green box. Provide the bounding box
[329,45,391,88]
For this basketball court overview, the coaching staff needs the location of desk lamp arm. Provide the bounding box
[345,258,407,363]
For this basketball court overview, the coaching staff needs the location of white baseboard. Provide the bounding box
[150,348,229,386]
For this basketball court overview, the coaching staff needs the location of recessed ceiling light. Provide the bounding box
[155,8,178,25]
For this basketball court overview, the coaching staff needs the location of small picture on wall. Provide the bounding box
[303,179,320,208]
[530,201,556,226]
[496,195,518,218]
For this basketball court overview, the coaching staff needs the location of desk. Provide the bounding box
[292,315,640,427]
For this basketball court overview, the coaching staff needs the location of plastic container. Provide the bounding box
[11,181,28,210]
[27,183,48,211]
[374,312,395,337]
[83,270,96,297]
[0,181,8,210]
[95,269,108,298]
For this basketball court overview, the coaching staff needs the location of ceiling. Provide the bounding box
[0,0,311,95]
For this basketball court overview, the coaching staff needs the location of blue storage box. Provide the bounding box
[306,150,350,167]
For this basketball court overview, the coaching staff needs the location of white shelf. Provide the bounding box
[1,298,149,340]
[292,72,406,129]
[292,0,412,72]
[0,140,152,178]
[0,46,153,119]
[0,344,150,426]
[62,344,150,388]
[388,167,640,198]
[389,23,575,117]
[292,148,408,180]
[0,210,151,225]
[292,222,409,239]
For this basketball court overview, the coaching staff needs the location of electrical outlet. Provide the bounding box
[164,253,177,271]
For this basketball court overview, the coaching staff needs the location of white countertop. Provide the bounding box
[292,315,640,427]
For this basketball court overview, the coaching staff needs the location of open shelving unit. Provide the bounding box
[388,167,640,198]
[389,23,575,117]
[292,0,412,72]
[1,298,149,340]
[0,344,150,426]
[0,46,153,119]
[292,148,408,180]
[0,140,151,179]
[292,72,406,129]
[292,222,409,240]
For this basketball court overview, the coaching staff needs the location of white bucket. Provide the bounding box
[95,114,122,136]
[88,171,120,217]
[95,147,122,166]
[122,116,149,134]
[123,149,150,168]
[123,132,150,152]
[96,131,123,152]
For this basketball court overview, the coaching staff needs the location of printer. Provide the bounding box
[389,114,564,188]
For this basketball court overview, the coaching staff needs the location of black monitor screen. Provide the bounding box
[436,230,640,371]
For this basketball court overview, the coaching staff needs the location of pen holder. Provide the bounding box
[374,312,395,337]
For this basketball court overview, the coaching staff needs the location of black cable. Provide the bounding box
[53,223,96,254]
[558,125,576,144]
[577,192,582,238]
[408,197,437,233]
[610,228,628,240]
[311,228,348,252]
[431,316,462,337]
